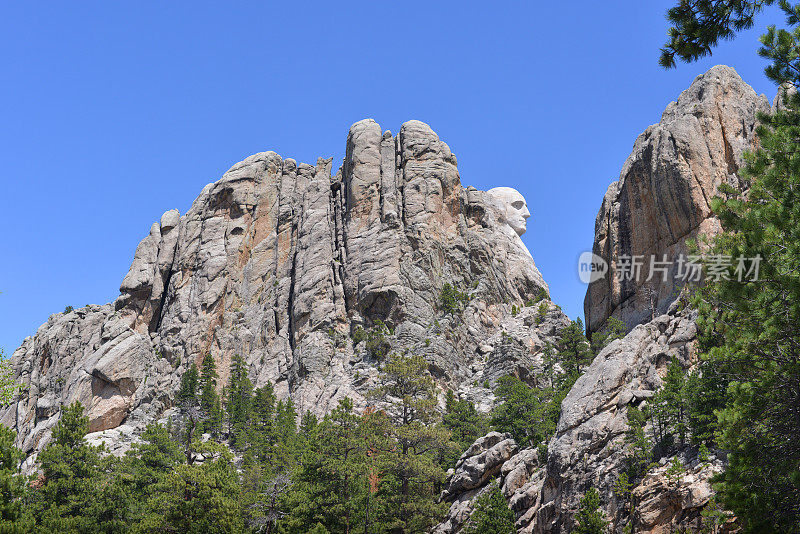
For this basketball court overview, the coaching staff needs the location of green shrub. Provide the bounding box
[525,287,549,307]
[439,282,469,315]
[573,488,608,534]
[537,442,548,462]
[590,316,626,354]
[352,321,391,361]
[463,485,515,534]
[698,443,710,464]
[665,456,685,486]
[491,376,560,446]
[352,327,367,346]
[535,302,549,324]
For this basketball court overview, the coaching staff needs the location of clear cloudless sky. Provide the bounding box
[0,1,788,354]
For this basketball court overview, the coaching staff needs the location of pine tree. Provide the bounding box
[252,384,276,426]
[557,318,593,380]
[590,316,626,355]
[121,423,183,505]
[684,361,728,446]
[369,352,449,533]
[649,357,688,453]
[227,354,253,448]
[290,398,367,533]
[197,354,222,436]
[658,4,800,526]
[573,488,608,534]
[0,426,32,532]
[32,402,130,533]
[198,354,218,407]
[490,376,557,447]
[133,442,245,534]
[440,390,487,467]
[177,363,199,406]
[249,384,277,461]
[269,399,298,472]
[360,406,393,534]
[688,20,800,525]
[660,0,776,68]
[442,391,486,448]
[463,485,515,534]
[295,410,319,464]
[241,468,292,534]
[665,456,686,487]
[623,407,653,482]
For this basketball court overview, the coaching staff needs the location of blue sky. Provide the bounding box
[0,1,787,354]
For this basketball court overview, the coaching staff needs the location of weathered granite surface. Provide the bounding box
[585,65,770,334]
[1,119,567,464]
[534,306,698,533]
[3,64,766,532]
[433,303,707,534]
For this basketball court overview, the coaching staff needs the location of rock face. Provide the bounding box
[434,304,704,534]
[1,119,566,463]
[584,65,770,334]
[441,432,519,503]
[534,305,699,532]
[3,64,766,532]
[631,452,729,534]
[435,432,543,534]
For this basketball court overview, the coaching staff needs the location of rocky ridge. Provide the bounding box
[1,64,768,533]
[1,119,568,463]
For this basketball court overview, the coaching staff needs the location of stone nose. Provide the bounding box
[522,206,530,219]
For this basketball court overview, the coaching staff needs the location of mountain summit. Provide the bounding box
[2,119,565,462]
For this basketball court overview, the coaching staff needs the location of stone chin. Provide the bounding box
[487,187,531,237]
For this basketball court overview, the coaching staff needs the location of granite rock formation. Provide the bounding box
[1,64,768,532]
[434,65,770,533]
[584,65,770,335]
[630,452,731,533]
[1,119,567,464]
[434,304,704,533]
[534,305,699,532]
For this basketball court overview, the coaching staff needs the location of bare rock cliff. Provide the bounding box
[584,65,770,334]
[3,65,766,533]
[2,119,566,463]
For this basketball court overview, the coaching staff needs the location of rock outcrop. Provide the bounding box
[1,119,567,464]
[631,452,730,534]
[441,432,519,503]
[435,432,543,534]
[434,304,704,533]
[434,65,770,533]
[534,305,698,532]
[584,65,770,334]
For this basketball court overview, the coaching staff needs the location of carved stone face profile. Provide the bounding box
[487,187,531,236]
